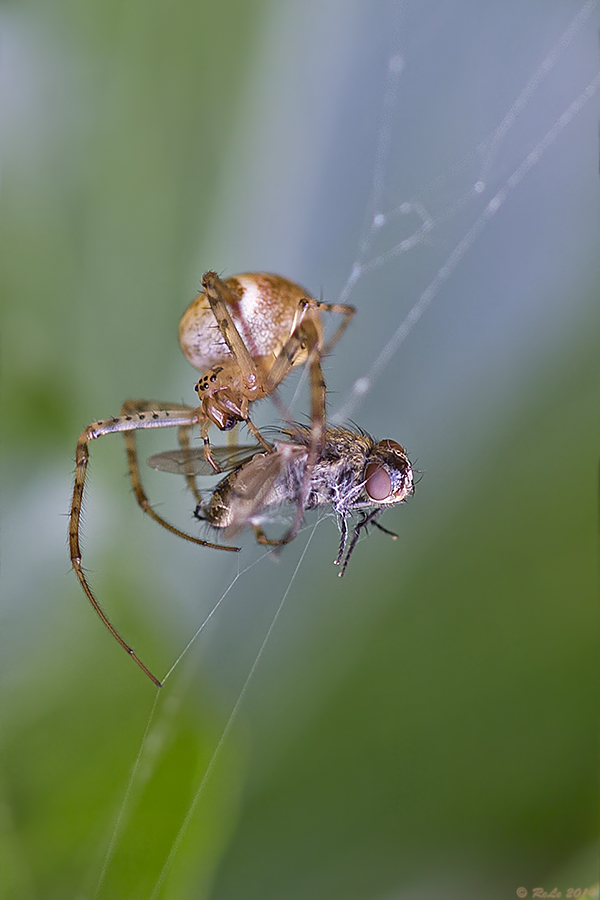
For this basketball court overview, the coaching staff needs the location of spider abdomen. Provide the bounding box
[179,272,322,372]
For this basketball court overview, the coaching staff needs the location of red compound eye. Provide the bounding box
[365,463,391,501]
[379,439,406,455]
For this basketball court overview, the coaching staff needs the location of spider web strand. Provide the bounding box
[148,522,319,900]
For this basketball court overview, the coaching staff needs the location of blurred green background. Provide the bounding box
[1,2,598,899]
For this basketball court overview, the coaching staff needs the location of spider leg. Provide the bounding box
[211,391,272,457]
[243,415,273,453]
[316,300,355,356]
[202,272,260,391]
[69,401,240,687]
[202,271,276,456]
[267,297,355,375]
[265,295,353,450]
[305,329,327,455]
[337,508,384,577]
[265,299,312,392]
[279,330,327,545]
[120,400,240,551]
[200,417,222,472]
[252,524,284,546]
[177,422,202,503]
[253,307,328,546]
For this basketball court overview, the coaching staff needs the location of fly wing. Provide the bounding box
[223,442,307,535]
[147,444,262,476]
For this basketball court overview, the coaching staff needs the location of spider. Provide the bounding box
[149,424,415,577]
[69,271,354,686]
[180,271,355,470]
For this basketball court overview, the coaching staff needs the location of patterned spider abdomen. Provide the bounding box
[178,272,322,373]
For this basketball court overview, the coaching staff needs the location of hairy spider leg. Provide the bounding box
[274,319,328,545]
[201,272,262,390]
[177,421,242,506]
[243,296,355,548]
[261,299,356,547]
[177,423,203,504]
[70,403,240,687]
[318,299,356,357]
[201,272,274,462]
[119,400,241,550]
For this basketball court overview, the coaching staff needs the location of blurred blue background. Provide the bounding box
[1,2,598,898]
